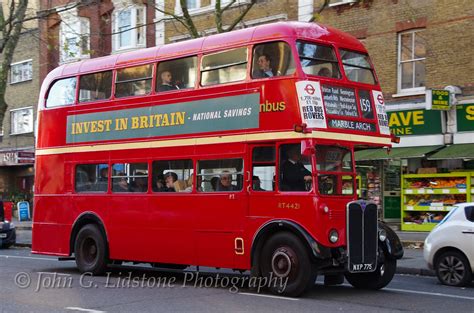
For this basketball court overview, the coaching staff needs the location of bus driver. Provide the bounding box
[280,146,312,191]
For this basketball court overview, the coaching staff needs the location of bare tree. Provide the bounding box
[154,0,258,39]
[0,0,28,129]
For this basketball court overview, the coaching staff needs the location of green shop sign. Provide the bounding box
[456,103,474,132]
[426,89,450,110]
[66,93,260,144]
[388,109,442,136]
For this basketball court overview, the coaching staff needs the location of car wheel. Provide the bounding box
[345,250,397,290]
[435,250,472,287]
[260,232,316,297]
[74,224,108,275]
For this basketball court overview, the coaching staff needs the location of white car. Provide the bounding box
[424,202,474,287]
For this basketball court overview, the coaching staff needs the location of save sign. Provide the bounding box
[388,109,442,136]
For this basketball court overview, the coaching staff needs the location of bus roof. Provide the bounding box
[44,21,366,81]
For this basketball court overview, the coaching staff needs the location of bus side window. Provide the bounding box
[115,64,153,98]
[296,41,341,79]
[112,163,148,193]
[252,146,276,191]
[46,77,77,107]
[75,164,108,193]
[201,47,247,86]
[152,159,193,192]
[156,56,197,92]
[79,71,112,102]
[196,158,243,192]
[252,41,296,79]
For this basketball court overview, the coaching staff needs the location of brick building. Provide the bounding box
[0,1,39,204]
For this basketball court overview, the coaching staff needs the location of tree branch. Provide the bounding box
[224,0,256,32]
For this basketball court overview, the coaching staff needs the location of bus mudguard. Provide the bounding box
[378,221,404,260]
[69,212,108,256]
[251,219,331,268]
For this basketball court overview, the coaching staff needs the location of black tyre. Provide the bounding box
[435,250,472,287]
[74,224,108,275]
[345,251,396,290]
[260,232,316,297]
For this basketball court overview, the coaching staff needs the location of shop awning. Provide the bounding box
[355,145,444,161]
[427,143,474,160]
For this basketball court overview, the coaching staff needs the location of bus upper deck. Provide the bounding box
[36,21,392,154]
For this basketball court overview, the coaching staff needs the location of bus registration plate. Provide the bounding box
[0,233,7,238]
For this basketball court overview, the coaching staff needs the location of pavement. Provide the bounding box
[10,220,434,277]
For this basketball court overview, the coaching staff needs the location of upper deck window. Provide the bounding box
[339,49,376,85]
[252,42,296,79]
[79,71,113,103]
[46,77,77,107]
[201,47,247,86]
[157,56,197,92]
[296,41,341,79]
[115,64,153,98]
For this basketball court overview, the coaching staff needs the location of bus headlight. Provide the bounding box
[329,229,339,243]
[378,229,387,241]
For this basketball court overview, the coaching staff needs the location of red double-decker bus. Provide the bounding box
[33,22,403,296]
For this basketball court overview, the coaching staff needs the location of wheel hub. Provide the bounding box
[271,247,297,278]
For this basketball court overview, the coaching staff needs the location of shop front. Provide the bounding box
[0,148,35,212]
[355,108,445,223]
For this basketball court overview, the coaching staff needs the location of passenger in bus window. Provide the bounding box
[130,172,147,192]
[252,175,265,191]
[158,71,179,92]
[114,172,129,192]
[160,171,177,192]
[210,176,219,191]
[280,146,312,191]
[318,67,332,78]
[254,54,274,78]
[154,174,165,192]
[217,171,238,191]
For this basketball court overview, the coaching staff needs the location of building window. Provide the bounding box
[398,29,426,93]
[10,107,33,135]
[58,6,90,64]
[175,0,201,14]
[10,60,32,84]
[112,3,146,52]
[329,0,357,7]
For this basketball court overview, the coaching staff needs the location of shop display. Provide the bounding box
[367,171,381,207]
[401,173,472,231]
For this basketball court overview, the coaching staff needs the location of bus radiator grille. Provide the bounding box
[346,200,378,273]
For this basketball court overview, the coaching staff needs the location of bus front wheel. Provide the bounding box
[344,252,396,290]
[260,232,316,297]
[74,224,108,275]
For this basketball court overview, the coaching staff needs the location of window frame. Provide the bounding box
[339,49,377,85]
[112,3,147,52]
[114,64,154,98]
[45,77,78,108]
[10,106,34,135]
[74,163,109,193]
[296,40,342,79]
[78,70,113,103]
[397,29,426,94]
[10,59,33,84]
[200,47,249,87]
[251,41,296,80]
[58,7,90,64]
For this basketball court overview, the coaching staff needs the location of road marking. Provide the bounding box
[65,307,106,313]
[0,255,64,261]
[239,292,299,301]
[384,287,474,301]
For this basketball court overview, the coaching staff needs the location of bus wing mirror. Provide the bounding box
[301,139,315,156]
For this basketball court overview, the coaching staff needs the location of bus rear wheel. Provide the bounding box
[260,232,316,297]
[74,224,108,275]
[344,252,396,290]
